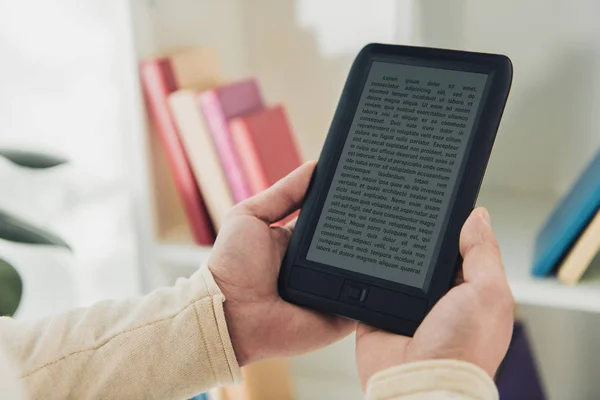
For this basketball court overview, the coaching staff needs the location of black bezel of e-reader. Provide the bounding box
[278,43,512,336]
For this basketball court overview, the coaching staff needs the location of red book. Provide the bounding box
[229,105,302,194]
[229,105,303,225]
[198,79,264,203]
[139,58,216,245]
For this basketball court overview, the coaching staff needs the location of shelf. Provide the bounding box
[154,189,600,313]
[479,189,600,313]
[157,242,212,268]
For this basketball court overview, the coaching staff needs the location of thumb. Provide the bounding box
[459,207,504,284]
[237,161,317,224]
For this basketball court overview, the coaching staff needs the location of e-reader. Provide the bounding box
[278,43,512,336]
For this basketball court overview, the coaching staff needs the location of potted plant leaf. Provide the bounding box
[0,149,71,317]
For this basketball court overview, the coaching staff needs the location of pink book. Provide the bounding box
[230,105,303,226]
[198,79,264,203]
[229,105,302,194]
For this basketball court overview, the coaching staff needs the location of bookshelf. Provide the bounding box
[129,0,600,300]
[479,189,600,314]
[125,0,600,398]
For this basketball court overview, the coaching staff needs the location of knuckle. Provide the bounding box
[464,241,502,265]
[479,237,501,258]
[222,202,254,225]
[479,246,501,265]
[488,237,501,254]
[229,201,250,217]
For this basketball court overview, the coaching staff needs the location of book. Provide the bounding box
[557,208,600,285]
[229,105,302,195]
[496,321,546,399]
[169,90,235,230]
[139,48,222,245]
[199,79,264,203]
[532,151,600,276]
[146,118,194,242]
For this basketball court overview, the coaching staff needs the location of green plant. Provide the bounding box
[0,149,68,169]
[0,259,22,317]
[0,149,70,317]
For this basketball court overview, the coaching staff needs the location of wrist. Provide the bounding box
[366,360,498,399]
[222,299,253,366]
[213,274,267,367]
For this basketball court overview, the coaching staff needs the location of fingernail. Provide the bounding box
[481,208,491,224]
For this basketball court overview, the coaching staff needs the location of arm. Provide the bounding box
[0,267,241,399]
[0,161,354,399]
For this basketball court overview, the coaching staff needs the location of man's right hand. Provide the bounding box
[356,207,515,388]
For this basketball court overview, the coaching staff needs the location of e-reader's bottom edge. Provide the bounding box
[279,287,420,337]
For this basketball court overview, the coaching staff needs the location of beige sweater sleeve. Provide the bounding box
[0,267,242,400]
[366,359,499,400]
[0,264,498,400]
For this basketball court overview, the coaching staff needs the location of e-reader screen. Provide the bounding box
[306,61,488,289]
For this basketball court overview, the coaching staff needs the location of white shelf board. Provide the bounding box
[157,243,212,268]
[154,189,600,313]
[478,189,600,313]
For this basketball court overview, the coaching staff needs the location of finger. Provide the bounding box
[459,207,504,283]
[284,216,298,230]
[269,216,299,255]
[237,161,317,224]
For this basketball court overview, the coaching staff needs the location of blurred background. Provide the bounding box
[2,0,600,399]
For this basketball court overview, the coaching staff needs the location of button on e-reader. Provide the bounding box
[347,286,364,300]
[343,282,368,303]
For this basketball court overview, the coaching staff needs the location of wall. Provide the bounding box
[421,0,600,196]
[243,0,600,197]
[241,0,409,162]
[130,0,247,76]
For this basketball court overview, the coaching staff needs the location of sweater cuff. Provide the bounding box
[192,267,243,386]
[366,360,498,400]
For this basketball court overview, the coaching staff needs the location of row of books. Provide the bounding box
[139,48,296,400]
[533,149,600,285]
[139,47,303,245]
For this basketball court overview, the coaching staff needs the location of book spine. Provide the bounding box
[139,60,215,245]
[168,91,236,231]
[229,118,269,195]
[199,92,253,203]
[557,211,600,285]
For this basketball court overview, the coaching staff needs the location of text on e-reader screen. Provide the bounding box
[306,61,488,289]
